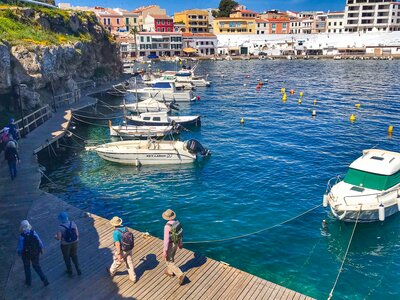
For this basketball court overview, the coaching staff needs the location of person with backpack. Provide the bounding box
[4,139,20,180]
[162,209,185,285]
[55,212,81,277]
[106,216,136,283]
[17,220,49,287]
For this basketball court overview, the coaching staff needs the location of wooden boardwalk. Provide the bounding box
[0,81,313,300]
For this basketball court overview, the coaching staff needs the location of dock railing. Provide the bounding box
[54,90,81,109]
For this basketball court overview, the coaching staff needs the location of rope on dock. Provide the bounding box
[183,204,322,244]
[327,207,361,300]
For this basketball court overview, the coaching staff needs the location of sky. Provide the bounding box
[59,0,346,14]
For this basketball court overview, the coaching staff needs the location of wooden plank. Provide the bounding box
[202,265,237,299]
[220,270,253,300]
[236,275,259,300]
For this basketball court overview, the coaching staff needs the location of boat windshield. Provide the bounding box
[344,168,400,191]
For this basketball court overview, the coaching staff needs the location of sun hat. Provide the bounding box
[20,220,32,233]
[58,211,69,223]
[109,216,123,227]
[162,209,176,221]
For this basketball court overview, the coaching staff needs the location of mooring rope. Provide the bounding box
[72,115,110,127]
[183,204,322,244]
[66,130,110,145]
[38,169,70,192]
[327,207,361,300]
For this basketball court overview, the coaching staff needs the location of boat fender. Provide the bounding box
[290,89,295,95]
[135,158,141,167]
[378,203,385,221]
[397,197,400,211]
[323,194,328,207]
[312,110,317,117]
[240,117,244,124]
[298,99,302,105]
[256,85,261,90]
[197,96,201,101]
[388,125,393,135]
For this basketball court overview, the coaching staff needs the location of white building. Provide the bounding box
[256,19,269,35]
[137,32,182,57]
[344,0,400,33]
[327,12,345,34]
[182,33,217,56]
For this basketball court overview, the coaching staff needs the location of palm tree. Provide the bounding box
[130,26,139,59]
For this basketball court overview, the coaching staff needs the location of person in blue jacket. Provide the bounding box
[17,220,49,287]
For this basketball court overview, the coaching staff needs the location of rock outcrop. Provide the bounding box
[0,6,122,110]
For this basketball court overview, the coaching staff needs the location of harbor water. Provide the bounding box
[43,60,400,299]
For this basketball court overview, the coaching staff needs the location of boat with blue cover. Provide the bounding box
[125,112,201,127]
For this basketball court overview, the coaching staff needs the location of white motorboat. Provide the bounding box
[128,80,195,102]
[125,112,201,127]
[109,123,180,139]
[175,70,211,87]
[145,75,195,90]
[122,98,171,113]
[86,139,210,166]
[323,149,400,222]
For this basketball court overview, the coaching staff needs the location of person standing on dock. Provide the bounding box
[162,209,185,285]
[17,220,49,287]
[106,216,136,283]
[4,139,20,180]
[55,212,81,277]
[7,118,18,140]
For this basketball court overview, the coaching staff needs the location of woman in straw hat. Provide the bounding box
[17,220,49,287]
[106,216,136,283]
[162,209,185,285]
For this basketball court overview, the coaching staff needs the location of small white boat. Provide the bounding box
[126,112,201,127]
[128,80,195,102]
[123,98,170,113]
[109,124,179,139]
[87,139,210,166]
[323,149,400,222]
[175,70,211,87]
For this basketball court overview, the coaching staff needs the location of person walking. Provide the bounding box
[162,209,185,285]
[4,139,20,180]
[106,216,136,283]
[7,118,18,140]
[17,220,49,287]
[55,212,81,277]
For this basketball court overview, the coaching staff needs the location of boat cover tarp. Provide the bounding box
[344,168,400,191]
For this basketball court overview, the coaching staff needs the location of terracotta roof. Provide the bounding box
[182,32,216,37]
[132,5,157,13]
[215,17,256,20]
[234,9,258,14]
[255,19,268,23]
[267,18,290,22]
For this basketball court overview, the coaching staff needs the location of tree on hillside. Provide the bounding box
[217,0,238,17]
[130,26,139,58]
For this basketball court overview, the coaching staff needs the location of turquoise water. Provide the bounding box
[43,60,400,299]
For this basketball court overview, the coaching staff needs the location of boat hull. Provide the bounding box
[109,125,177,139]
[136,91,194,102]
[330,203,399,222]
[126,116,201,127]
[96,150,195,165]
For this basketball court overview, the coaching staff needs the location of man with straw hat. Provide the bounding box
[162,209,185,285]
[106,216,136,283]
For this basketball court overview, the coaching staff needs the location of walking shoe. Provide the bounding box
[130,277,137,283]
[164,270,174,277]
[43,279,50,287]
[178,274,185,286]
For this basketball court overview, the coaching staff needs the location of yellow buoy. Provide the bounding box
[282,93,287,100]
[299,91,304,97]
[355,103,361,108]
[349,114,356,122]
[240,117,245,124]
[298,99,302,104]
[313,99,317,105]
[281,87,286,94]
[388,125,394,134]
[259,81,263,86]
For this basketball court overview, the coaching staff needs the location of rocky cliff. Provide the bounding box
[0,5,122,112]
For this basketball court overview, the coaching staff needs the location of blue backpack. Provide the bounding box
[22,230,41,256]
[61,222,78,243]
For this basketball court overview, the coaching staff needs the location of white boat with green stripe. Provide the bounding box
[323,149,400,222]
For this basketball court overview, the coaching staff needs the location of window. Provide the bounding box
[126,18,129,25]
[283,23,287,29]
[329,22,331,26]
[143,117,151,120]
[167,20,170,25]
[157,20,160,25]
[103,18,106,25]
[134,18,137,23]
[334,22,337,26]
[147,37,150,42]
[117,19,120,25]
[162,28,165,32]
[272,23,276,29]
[153,117,161,121]
[157,28,161,32]
[107,18,110,25]
[140,36,144,42]
[162,20,165,25]
[168,28,171,32]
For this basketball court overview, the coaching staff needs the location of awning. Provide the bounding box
[183,47,197,53]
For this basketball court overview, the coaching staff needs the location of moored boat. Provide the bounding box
[323,149,400,222]
[123,98,171,113]
[125,112,201,127]
[86,139,210,166]
[128,80,195,102]
[109,123,180,139]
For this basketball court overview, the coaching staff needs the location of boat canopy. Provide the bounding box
[344,168,400,191]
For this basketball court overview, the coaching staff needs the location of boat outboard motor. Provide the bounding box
[186,139,210,156]
[169,100,180,111]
